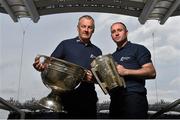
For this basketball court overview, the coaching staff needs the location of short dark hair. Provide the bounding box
[111,22,127,31]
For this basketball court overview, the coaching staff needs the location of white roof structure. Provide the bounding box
[0,0,180,24]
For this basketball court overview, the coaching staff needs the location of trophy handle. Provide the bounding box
[91,67,108,95]
[113,62,126,88]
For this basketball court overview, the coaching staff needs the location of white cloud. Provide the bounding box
[156,45,180,63]
[170,76,180,87]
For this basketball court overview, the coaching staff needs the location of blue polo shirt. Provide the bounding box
[112,41,152,94]
[51,36,102,91]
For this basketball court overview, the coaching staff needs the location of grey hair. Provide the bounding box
[78,15,95,29]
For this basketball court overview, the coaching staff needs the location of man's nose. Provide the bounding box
[115,32,119,36]
[84,27,89,31]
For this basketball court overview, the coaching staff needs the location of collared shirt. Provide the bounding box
[51,37,102,92]
[112,41,152,94]
[51,36,102,69]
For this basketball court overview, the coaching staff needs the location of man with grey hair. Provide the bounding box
[33,15,102,118]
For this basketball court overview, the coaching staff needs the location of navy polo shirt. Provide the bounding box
[51,36,102,69]
[50,37,102,106]
[51,37,102,91]
[112,41,152,94]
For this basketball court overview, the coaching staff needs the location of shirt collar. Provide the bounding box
[116,41,131,51]
[76,37,92,46]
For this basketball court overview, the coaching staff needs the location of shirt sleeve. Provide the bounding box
[136,45,152,66]
[50,41,65,59]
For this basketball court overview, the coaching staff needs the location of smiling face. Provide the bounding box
[111,22,128,46]
[77,16,95,43]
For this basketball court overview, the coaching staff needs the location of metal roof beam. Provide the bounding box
[39,7,140,17]
[35,0,144,9]
[138,0,158,24]
[160,0,180,24]
[22,0,40,23]
[0,0,18,22]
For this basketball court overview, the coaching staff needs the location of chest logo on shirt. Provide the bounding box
[90,54,96,59]
[120,56,130,61]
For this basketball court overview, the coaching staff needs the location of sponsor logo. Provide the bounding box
[120,56,130,61]
[90,54,96,59]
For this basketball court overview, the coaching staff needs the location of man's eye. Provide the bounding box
[88,26,93,29]
[117,29,123,32]
[111,30,115,34]
[81,25,86,28]
[81,25,93,30]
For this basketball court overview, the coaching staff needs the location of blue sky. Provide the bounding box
[0,12,180,118]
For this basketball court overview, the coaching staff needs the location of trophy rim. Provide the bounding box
[95,54,112,59]
[39,54,86,70]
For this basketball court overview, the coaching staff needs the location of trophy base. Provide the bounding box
[38,92,66,112]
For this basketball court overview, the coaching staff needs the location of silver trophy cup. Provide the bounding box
[91,54,126,94]
[38,55,86,112]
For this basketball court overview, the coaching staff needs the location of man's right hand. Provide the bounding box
[33,56,46,72]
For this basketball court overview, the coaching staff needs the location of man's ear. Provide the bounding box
[92,28,95,33]
[77,25,79,32]
[92,26,95,33]
[125,30,128,35]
